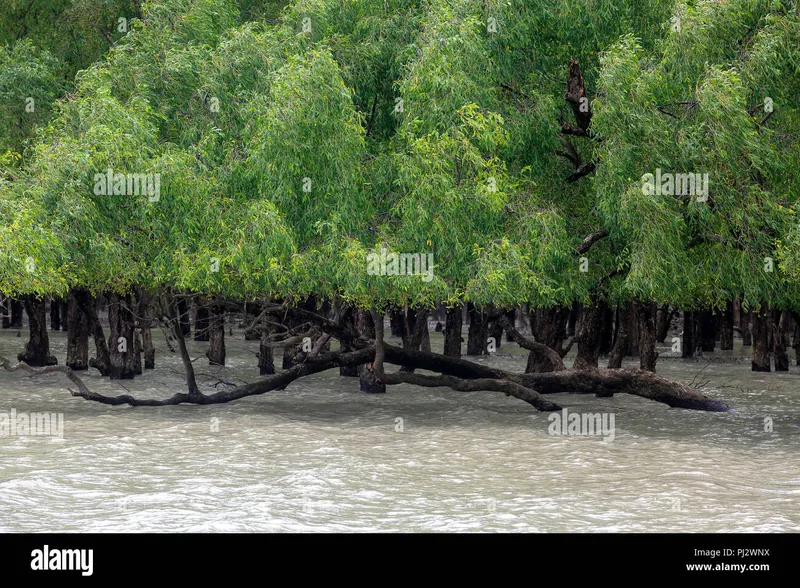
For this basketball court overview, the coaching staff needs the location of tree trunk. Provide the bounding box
[637,302,658,372]
[566,302,579,337]
[742,311,752,346]
[339,310,359,376]
[751,308,771,372]
[573,302,604,369]
[50,298,62,331]
[599,304,614,355]
[773,309,790,372]
[359,310,385,393]
[10,298,23,328]
[655,305,673,343]
[107,293,137,380]
[488,315,504,350]
[682,310,695,358]
[18,295,57,366]
[72,289,111,376]
[137,289,155,370]
[625,302,639,357]
[258,320,275,376]
[207,302,226,366]
[698,310,716,353]
[719,301,734,351]
[532,306,568,354]
[444,306,463,358]
[466,303,488,356]
[177,297,191,337]
[607,304,628,369]
[65,293,89,371]
[793,315,800,367]
[1,298,9,328]
[389,308,404,338]
[194,298,210,342]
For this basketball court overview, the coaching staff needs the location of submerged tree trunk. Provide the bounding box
[50,298,62,331]
[107,293,137,380]
[773,309,790,372]
[339,309,359,377]
[599,304,614,355]
[466,303,488,356]
[137,289,155,370]
[73,289,111,376]
[698,310,716,353]
[751,308,771,372]
[10,299,23,328]
[207,302,226,366]
[177,297,191,337]
[637,302,658,372]
[443,305,463,358]
[532,306,568,355]
[65,293,89,371]
[389,308,404,338]
[608,304,629,369]
[18,295,57,366]
[719,301,734,351]
[359,310,385,393]
[194,298,210,342]
[566,302,579,338]
[742,311,752,346]
[573,302,604,370]
[682,310,695,358]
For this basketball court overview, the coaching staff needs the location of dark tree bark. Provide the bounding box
[50,298,62,331]
[773,309,790,372]
[1,298,9,328]
[177,297,191,337]
[107,293,137,380]
[10,298,23,328]
[59,300,68,330]
[599,304,614,355]
[625,302,639,357]
[655,305,674,343]
[751,308,771,372]
[194,298,210,342]
[466,303,488,356]
[682,310,695,358]
[137,289,155,370]
[608,304,629,369]
[443,305,463,358]
[339,309,359,376]
[489,315,504,350]
[637,302,658,372]
[792,313,800,367]
[698,310,717,353]
[65,293,89,371]
[719,301,734,351]
[360,310,385,393]
[742,311,752,346]
[389,308,404,338]
[18,295,57,366]
[532,306,568,355]
[566,302,580,337]
[72,289,111,376]
[573,302,604,370]
[207,302,226,366]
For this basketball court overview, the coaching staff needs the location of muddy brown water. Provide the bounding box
[1,327,798,531]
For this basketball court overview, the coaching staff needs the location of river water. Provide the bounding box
[1,326,798,532]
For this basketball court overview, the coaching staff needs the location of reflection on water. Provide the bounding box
[0,327,798,532]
